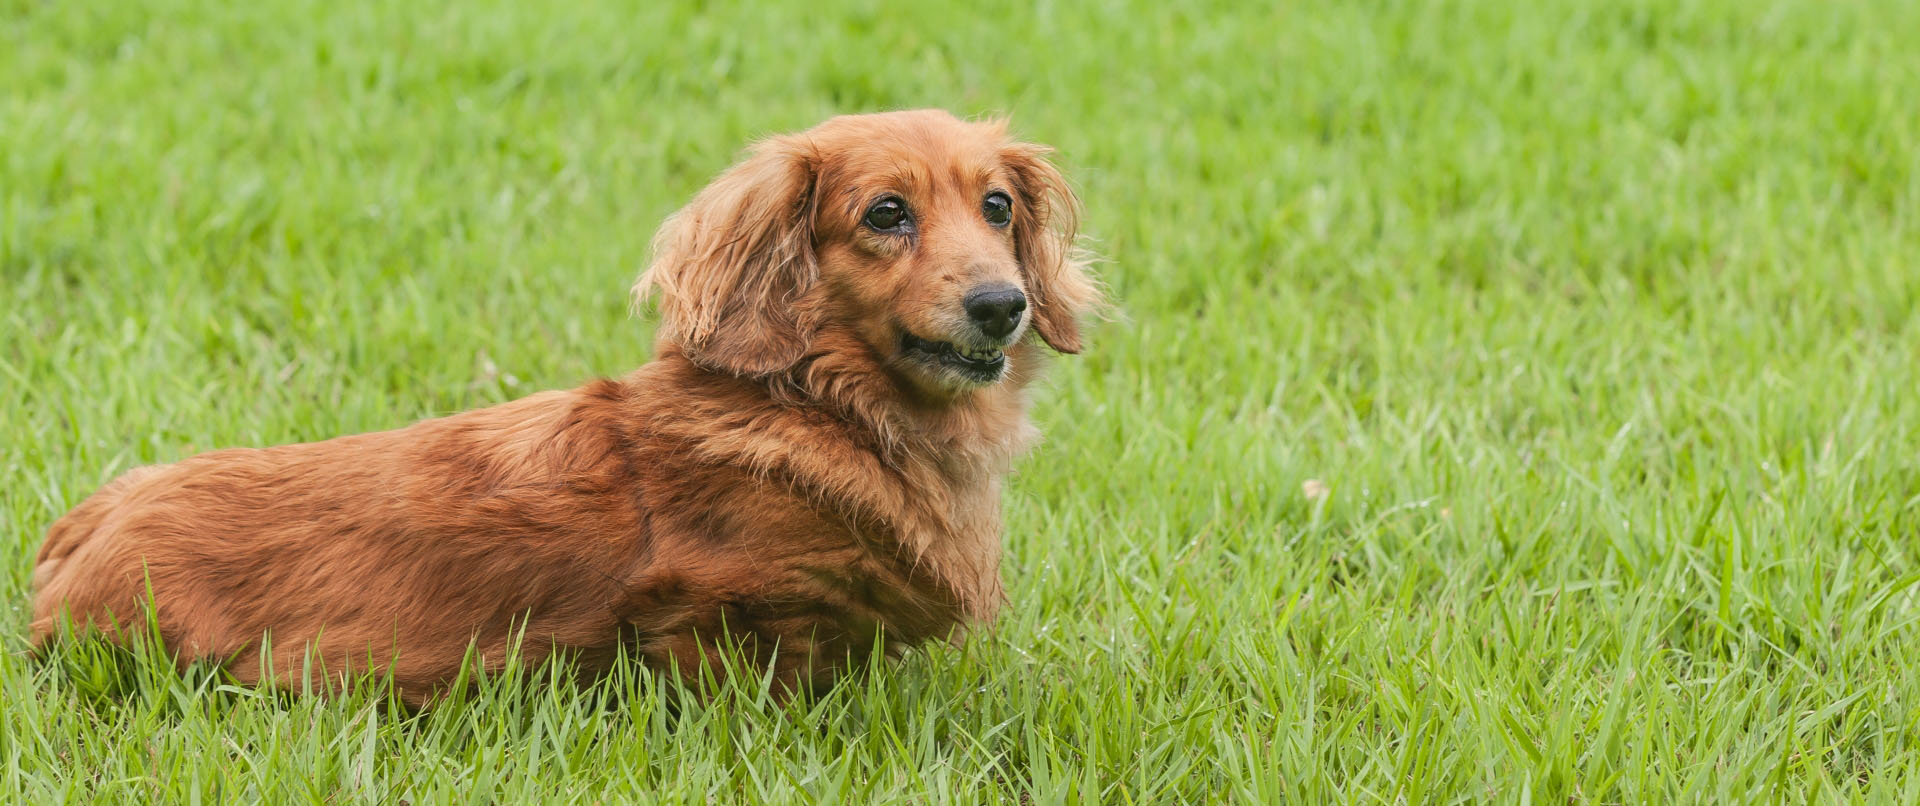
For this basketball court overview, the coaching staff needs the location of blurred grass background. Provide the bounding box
[5,0,1920,801]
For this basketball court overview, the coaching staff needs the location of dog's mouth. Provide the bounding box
[900,331,1007,382]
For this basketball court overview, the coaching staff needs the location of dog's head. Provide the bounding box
[637,110,1098,395]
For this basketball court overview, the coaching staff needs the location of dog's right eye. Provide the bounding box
[863,198,910,232]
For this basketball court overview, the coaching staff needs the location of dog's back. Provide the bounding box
[28,386,646,698]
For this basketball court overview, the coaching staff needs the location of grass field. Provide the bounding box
[5,0,1920,801]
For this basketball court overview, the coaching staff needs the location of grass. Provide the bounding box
[4,0,1920,800]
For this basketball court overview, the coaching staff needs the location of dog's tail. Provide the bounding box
[29,464,167,648]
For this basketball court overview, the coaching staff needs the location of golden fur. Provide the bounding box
[29,109,1097,704]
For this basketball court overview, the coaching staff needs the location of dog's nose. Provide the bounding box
[964,286,1027,341]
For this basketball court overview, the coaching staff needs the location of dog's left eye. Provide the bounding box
[982,192,1012,227]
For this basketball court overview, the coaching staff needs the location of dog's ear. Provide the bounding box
[1000,140,1099,354]
[636,137,818,376]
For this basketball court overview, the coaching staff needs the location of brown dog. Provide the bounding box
[29,109,1098,704]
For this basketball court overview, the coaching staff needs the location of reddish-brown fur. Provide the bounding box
[29,110,1098,705]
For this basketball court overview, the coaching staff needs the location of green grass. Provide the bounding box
[5,0,1920,801]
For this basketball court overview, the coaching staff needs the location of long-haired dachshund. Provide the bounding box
[29,109,1098,704]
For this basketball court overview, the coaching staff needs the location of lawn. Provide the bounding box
[5,0,1920,801]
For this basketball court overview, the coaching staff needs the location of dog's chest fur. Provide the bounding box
[596,350,1038,682]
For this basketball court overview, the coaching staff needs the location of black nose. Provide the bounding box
[963,286,1027,340]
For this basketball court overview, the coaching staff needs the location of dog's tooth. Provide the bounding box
[955,345,1003,362]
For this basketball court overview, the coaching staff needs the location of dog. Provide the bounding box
[29,109,1098,704]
